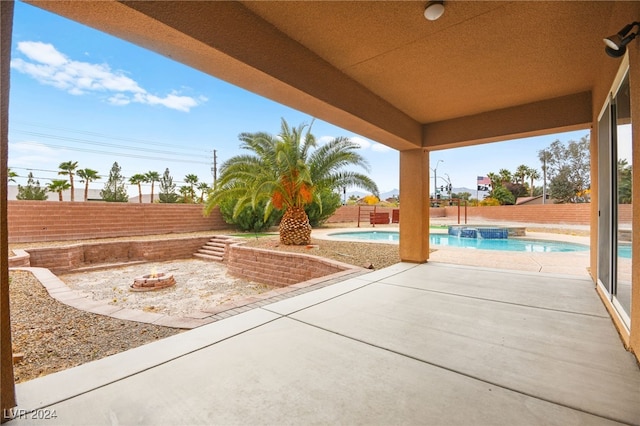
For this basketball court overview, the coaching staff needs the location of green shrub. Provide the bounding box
[218,197,282,232]
[305,189,342,227]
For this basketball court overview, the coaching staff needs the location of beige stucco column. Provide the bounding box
[1,0,16,418]
[399,149,430,263]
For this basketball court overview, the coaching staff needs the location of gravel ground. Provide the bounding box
[9,234,399,383]
[9,270,182,383]
[241,234,401,270]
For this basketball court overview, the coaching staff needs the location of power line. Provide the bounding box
[13,120,211,154]
[12,141,210,165]
[14,130,200,157]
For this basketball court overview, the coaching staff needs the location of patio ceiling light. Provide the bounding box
[424,1,445,21]
[603,21,640,58]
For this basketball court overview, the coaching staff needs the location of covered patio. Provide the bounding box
[1,1,640,421]
[13,262,640,424]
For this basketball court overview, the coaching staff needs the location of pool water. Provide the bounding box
[329,231,593,254]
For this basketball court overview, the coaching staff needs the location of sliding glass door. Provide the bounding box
[598,59,632,329]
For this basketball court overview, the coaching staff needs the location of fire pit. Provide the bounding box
[130,272,176,292]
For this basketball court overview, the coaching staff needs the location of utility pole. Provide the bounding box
[211,150,217,187]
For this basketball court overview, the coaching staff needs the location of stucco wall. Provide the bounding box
[7,201,227,243]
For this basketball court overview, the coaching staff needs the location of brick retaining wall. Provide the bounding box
[227,243,358,287]
[8,201,227,243]
[16,236,213,274]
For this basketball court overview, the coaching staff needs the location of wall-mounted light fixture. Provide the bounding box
[424,1,445,21]
[603,21,639,57]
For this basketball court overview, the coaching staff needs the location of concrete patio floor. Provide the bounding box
[11,261,640,425]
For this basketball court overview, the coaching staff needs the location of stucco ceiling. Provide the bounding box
[241,1,611,123]
[25,1,620,150]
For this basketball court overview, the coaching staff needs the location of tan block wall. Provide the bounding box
[327,205,444,223]
[443,203,592,225]
[329,203,594,225]
[7,201,227,243]
[227,244,355,287]
[20,236,213,274]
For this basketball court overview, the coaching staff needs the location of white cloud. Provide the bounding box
[317,135,334,145]
[350,136,372,150]
[317,135,393,152]
[8,141,60,167]
[107,93,131,106]
[371,143,393,152]
[11,41,205,112]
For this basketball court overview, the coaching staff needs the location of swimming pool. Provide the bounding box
[328,231,593,254]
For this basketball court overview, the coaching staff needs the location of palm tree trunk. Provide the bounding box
[150,183,154,203]
[279,206,312,245]
[69,176,74,202]
[530,178,534,197]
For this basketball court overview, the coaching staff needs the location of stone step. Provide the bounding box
[194,253,224,262]
[198,247,224,256]
[193,235,234,262]
[204,242,226,250]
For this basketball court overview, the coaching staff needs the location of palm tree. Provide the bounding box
[205,118,378,245]
[486,172,500,190]
[179,185,195,203]
[498,168,512,185]
[77,168,100,202]
[197,182,210,203]
[514,164,528,185]
[129,173,147,203]
[525,167,541,197]
[47,179,71,202]
[145,171,160,203]
[184,174,199,193]
[58,161,79,202]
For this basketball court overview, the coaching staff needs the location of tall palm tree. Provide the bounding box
[514,164,528,184]
[129,173,147,203]
[197,182,210,203]
[179,185,195,203]
[58,161,79,202]
[525,167,541,197]
[498,168,512,185]
[205,118,378,245]
[486,172,500,190]
[47,179,71,202]
[184,174,199,193]
[77,168,100,202]
[145,171,160,203]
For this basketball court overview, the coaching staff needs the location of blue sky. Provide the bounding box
[8,1,590,198]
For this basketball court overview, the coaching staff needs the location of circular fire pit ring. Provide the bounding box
[130,272,176,292]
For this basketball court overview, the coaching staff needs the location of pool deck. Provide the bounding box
[11,221,640,425]
[313,223,592,277]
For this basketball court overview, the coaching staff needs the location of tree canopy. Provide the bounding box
[100,162,129,202]
[539,135,590,203]
[205,118,379,242]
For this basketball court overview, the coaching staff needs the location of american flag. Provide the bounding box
[477,176,491,185]
[477,176,491,191]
